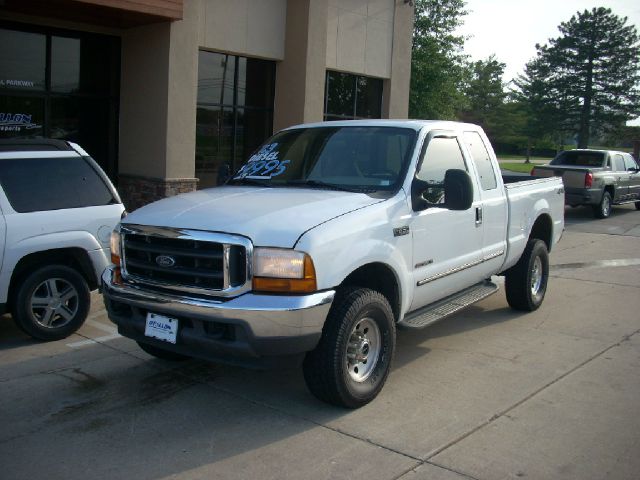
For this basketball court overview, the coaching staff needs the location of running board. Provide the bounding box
[399,280,499,329]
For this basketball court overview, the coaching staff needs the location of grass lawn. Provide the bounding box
[499,162,539,173]
[497,155,552,163]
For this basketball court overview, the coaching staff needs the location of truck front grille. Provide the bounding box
[120,226,251,296]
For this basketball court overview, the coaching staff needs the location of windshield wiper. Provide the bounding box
[285,180,376,193]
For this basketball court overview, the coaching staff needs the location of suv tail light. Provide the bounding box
[530,167,536,176]
[584,172,594,188]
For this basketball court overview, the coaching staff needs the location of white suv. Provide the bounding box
[0,139,125,340]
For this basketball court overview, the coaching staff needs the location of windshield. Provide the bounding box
[550,151,606,168]
[229,126,417,191]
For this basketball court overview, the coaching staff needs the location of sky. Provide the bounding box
[456,0,640,125]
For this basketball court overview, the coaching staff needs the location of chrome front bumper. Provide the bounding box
[101,266,335,362]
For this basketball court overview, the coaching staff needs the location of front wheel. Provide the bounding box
[13,265,91,341]
[303,288,395,408]
[505,239,549,312]
[635,201,640,211]
[593,191,612,218]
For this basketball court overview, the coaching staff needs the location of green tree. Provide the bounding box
[513,57,577,161]
[409,0,468,119]
[458,55,507,139]
[531,7,640,148]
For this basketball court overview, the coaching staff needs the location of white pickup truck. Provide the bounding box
[103,120,564,407]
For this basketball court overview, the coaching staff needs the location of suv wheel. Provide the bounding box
[13,265,91,341]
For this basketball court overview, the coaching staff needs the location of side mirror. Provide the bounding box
[411,169,473,211]
[444,169,474,210]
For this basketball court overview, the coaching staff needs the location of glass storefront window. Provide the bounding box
[51,37,81,93]
[0,96,44,138]
[196,50,275,188]
[0,25,119,179]
[324,71,383,121]
[0,29,46,92]
[197,52,235,106]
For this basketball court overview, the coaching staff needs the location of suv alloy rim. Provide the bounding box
[30,278,80,329]
[345,317,381,382]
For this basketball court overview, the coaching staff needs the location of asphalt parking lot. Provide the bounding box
[1,204,639,480]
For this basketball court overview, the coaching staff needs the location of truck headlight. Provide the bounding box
[110,228,122,266]
[252,248,317,293]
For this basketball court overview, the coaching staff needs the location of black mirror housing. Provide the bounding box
[444,169,473,210]
[411,169,473,211]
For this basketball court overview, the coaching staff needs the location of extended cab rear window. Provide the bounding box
[550,151,605,168]
[0,156,116,212]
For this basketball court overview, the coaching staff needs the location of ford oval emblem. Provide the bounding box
[156,255,176,268]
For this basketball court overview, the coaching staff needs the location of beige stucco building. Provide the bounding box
[0,0,414,209]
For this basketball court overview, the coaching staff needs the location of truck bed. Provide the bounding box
[501,175,565,272]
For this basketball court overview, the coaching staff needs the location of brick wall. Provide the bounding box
[118,175,198,212]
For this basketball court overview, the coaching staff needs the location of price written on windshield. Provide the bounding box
[235,143,291,179]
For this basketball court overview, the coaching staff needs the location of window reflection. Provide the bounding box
[196,50,275,188]
[51,37,80,93]
[0,29,46,91]
[0,26,119,178]
[324,71,383,120]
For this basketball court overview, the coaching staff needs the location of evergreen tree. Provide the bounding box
[531,7,640,148]
[409,0,468,119]
[513,57,577,160]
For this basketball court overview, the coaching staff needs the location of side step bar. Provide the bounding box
[399,280,499,329]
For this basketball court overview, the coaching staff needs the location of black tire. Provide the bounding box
[13,265,91,341]
[593,191,612,218]
[303,288,395,408]
[505,239,549,312]
[137,341,189,361]
[635,201,640,211]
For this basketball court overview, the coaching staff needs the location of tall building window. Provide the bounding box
[324,71,383,121]
[196,50,275,188]
[0,24,120,179]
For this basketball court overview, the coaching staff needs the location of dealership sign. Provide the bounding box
[0,113,41,133]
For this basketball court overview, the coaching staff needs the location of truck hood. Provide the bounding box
[123,186,385,247]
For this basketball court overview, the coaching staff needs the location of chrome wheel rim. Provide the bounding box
[30,278,79,329]
[602,196,610,216]
[530,256,544,300]
[346,317,381,382]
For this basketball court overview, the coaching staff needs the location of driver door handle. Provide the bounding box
[475,206,483,227]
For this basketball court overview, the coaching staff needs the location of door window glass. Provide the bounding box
[417,137,467,204]
[463,131,497,190]
[623,154,639,171]
[613,155,625,171]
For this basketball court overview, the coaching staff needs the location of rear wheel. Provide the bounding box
[593,191,612,218]
[303,288,395,408]
[13,265,90,341]
[505,239,549,312]
[635,201,640,211]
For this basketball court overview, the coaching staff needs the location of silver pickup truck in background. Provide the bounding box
[532,149,640,218]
